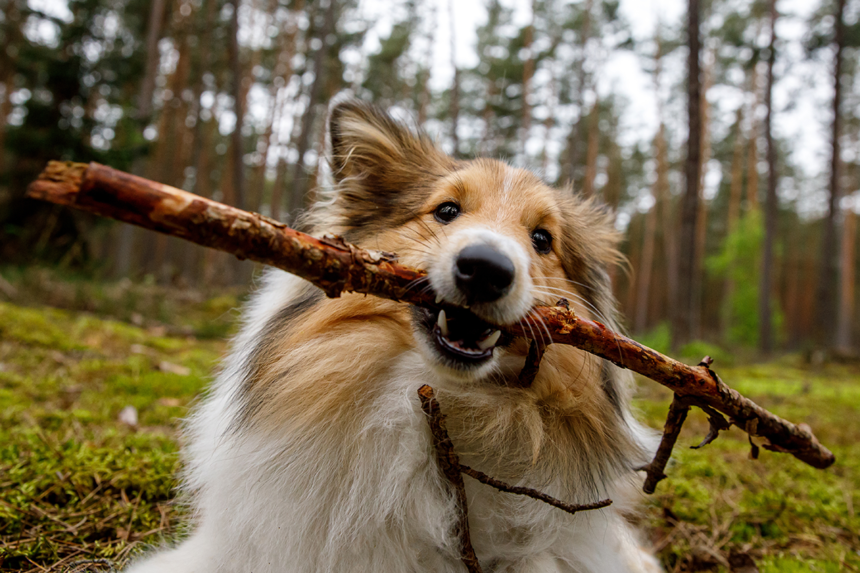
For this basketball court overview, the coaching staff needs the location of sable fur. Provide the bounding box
[125,100,662,573]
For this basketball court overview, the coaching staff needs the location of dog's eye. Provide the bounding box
[434,202,461,224]
[531,229,553,254]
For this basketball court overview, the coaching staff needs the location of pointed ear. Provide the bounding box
[326,100,455,235]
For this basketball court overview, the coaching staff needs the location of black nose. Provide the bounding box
[454,244,515,303]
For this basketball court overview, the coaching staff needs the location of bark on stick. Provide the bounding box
[27,161,836,471]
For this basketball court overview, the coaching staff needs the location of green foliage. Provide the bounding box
[707,210,783,348]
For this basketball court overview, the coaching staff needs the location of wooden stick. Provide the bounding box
[418,385,483,573]
[641,394,691,494]
[27,161,836,471]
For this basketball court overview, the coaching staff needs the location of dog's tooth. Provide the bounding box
[477,330,501,351]
[435,295,443,304]
[437,310,449,337]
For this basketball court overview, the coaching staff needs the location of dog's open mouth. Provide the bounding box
[415,305,507,367]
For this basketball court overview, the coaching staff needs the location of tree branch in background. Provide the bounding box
[27,161,837,477]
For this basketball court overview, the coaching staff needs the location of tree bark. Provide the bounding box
[228,0,246,211]
[814,0,846,350]
[760,0,778,355]
[582,100,599,198]
[634,127,666,333]
[0,1,21,175]
[673,0,702,350]
[650,37,678,332]
[250,12,296,217]
[691,53,712,340]
[448,0,461,157]
[721,108,745,337]
[26,160,837,471]
[288,0,336,216]
[417,4,436,126]
[837,206,855,351]
[745,66,760,212]
[114,0,168,277]
[520,0,536,159]
[560,0,593,186]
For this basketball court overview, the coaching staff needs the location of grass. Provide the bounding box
[0,296,228,572]
[0,278,857,571]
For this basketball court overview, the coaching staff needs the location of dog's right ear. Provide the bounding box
[326,101,455,234]
[328,100,450,184]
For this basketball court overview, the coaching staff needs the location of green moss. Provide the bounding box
[0,299,223,570]
[2,297,860,570]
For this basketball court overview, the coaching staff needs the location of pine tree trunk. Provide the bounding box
[540,64,558,172]
[288,0,335,215]
[448,0,460,157]
[560,0,592,186]
[113,0,168,277]
[837,206,856,351]
[228,0,246,211]
[745,66,760,212]
[634,130,664,333]
[417,4,436,126]
[626,217,642,318]
[814,0,846,350]
[759,0,778,354]
[583,100,599,198]
[691,54,712,339]
[520,0,536,159]
[673,0,702,350]
[0,0,18,176]
[251,4,299,218]
[721,108,745,338]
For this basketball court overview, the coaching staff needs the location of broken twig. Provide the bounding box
[641,394,691,494]
[459,465,612,515]
[418,385,483,573]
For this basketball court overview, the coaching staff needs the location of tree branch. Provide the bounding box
[641,394,691,494]
[418,385,483,573]
[459,465,612,515]
[27,161,836,473]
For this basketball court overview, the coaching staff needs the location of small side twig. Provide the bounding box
[515,340,546,388]
[459,465,612,515]
[690,357,732,450]
[641,393,691,494]
[419,385,613,572]
[418,385,483,573]
[691,403,731,449]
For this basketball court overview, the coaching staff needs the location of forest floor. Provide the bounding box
[0,269,857,572]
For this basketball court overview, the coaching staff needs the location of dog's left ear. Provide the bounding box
[326,100,455,234]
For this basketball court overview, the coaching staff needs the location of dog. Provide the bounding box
[126,100,662,573]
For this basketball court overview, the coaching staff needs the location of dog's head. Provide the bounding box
[317,100,622,383]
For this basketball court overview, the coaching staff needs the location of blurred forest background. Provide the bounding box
[1,0,859,355]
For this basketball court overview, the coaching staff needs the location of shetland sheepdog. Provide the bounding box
[126,100,662,573]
